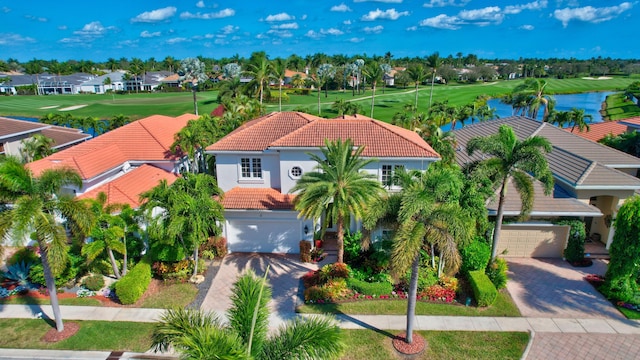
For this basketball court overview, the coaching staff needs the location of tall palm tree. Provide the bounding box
[270,58,287,112]
[82,192,126,279]
[361,61,383,118]
[0,157,93,332]
[511,78,555,121]
[171,116,222,173]
[392,165,474,344]
[316,63,336,115]
[108,114,131,131]
[20,134,54,162]
[568,107,592,132]
[426,52,442,109]
[466,125,554,260]
[406,64,427,110]
[291,139,384,263]
[152,269,345,359]
[244,53,271,106]
[140,173,224,278]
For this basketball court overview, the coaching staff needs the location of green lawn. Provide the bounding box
[297,289,520,317]
[139,282,198,308]
[0,295,102,306]
[1,77,637,123]
[0,319,154,353]
[604,93,640,120]
[341,330,528,360]
[0,318,528,359]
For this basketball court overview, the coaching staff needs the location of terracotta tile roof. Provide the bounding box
[618,116,640,127]
[77,164,179,208]
[206,112,322,152]
[284,69,308,78]
[564,121,627,142]
[221,187,295,210]
[273,114,440,158]
[27,114,198,179]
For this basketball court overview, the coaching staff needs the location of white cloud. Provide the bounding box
[166,37,189,44]
[520,24,535,30]
[221,25,239,34]
[423,0,469,7]
[406,25,418,31]
[74,21,116,36]
[0,33,35,45]
[459,7,503,23]
[554,2,633,27]
[419,14,463,29]
[301,14,308,20]
[25,15,48,22]
[363,25,384,33]
[180,9,235,19]
[331,3,352,12]
[504,0,547,14]
[140,30,161,38]
[131,7,177,23]
[354,0,402,3]
[196,1,205,8]
[272,22,299,29]
[361,8,410,21]
[305,30,323,39]
[267,29,294,38]
[117,39,139,47]
[344,20,352,25]
[321,28,344,35]
[350,37,365,42]
[265,13,294,21]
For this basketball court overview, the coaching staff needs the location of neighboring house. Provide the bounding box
[454,116,640,257]
[205,111,440,254]
[77,71,125,94]
[283,69,308,86]
[37,73,94,95]
[0,116,90,158]
[565,120,628,142]
[27,114,198,208]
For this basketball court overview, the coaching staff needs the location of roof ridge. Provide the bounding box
[371,120,438,156]
[576,160,597,185]
[530,121,546,137]
[137,120,169,151]
[112,183,139,207]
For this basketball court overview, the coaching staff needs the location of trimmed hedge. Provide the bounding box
[115,260,152,305]
[347,278,393,296]
[468,270,498,307]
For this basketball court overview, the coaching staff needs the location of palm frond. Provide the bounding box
[152,308,223,353]
[261,316,345,360]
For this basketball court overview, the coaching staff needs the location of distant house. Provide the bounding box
[0,116,90,159]
[37,73,94,95]
[283,69,308,86]
[77,71,125,94]
[565,121,627,142]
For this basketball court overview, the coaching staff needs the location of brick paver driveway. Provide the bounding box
[507,258,623,319]
[527,333,640,360]
[200,253,317,315]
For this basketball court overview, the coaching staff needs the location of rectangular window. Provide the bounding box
[241,158,262,179]
[382,165,404,187]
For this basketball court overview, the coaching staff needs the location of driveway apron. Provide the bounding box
[200,253,317,316]
[507,258,623,319]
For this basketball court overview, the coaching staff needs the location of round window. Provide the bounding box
[290,166,303,178]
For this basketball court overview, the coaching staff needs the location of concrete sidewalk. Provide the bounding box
[2,304,640,335]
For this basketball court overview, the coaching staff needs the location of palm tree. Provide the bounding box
[392,165,474,344]
[511,78,555,121]
[128,58,145,93]
[466,125,554,260]
[568,107,592,133]
[426,52,443,109]
[108,114,131,131]
[20,134,54,162]
[291,139,384,263]
[244,53,271,106]
[82,192,126,279]
[361,61,383,118]
[141,173,224,278]
[152,269,345,359]
[271,58,287,112]
[0,157,93,332]
[171,116,222,173]
[316,64,336,115]
[163,56,177,73]
[406,64,427,110]
[179,58,208,116]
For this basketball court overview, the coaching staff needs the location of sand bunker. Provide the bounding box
[39,105,59,109]
[582,76,613,80]
[59,104,88,111]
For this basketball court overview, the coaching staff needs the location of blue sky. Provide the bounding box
[1,0,637,62]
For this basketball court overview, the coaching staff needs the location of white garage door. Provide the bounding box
[498,224,570,258]
[226,219,301,253]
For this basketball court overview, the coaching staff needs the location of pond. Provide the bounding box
[442,91,615,131]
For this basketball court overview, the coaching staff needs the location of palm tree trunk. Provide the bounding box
[192,245,199,278]
[318,86,321,116]
[259,81,264,105]
[192,88,198,116]
[370,83,376,118]
[414,83,419,110]
[107,247,122,279]
[279,83,282,112]
[429,72,436,109]
[405,253,420,344]
[122,231,128,276]
[336,216,344,263]
[39,242,64,332]
[491,178,508,261]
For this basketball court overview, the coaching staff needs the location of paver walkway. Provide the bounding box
[526,333,640,360]
[507,258,623,319]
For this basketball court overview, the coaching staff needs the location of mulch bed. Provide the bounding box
[42,321,80,342]
[569,259,593,267]
[392,332,427,356]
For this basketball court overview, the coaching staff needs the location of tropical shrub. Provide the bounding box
[460,238,491,273]
[556,219,587,262]
[304,285,331,302]
[402,265,438,292]
[349,267,392,283]
[148,242,186,262]
[3,261,33,287]
[323,278,350,299]
[81,274,105,291]
[199,236,227,260]
[152,260,192,281]
[6,247,39,267]
[347,277,393,296]
[302,270,321,289]
[468,270,498,307]
[115,260,152,304]
[424,284,456,303]
[319,263,350,282]
[486,258,509,289]
[29,253,85,288]
[343,231,363,263]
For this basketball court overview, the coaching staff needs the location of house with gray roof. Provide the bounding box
[453,116,640,257]
[78,71,125,94]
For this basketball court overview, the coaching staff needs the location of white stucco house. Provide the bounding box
[205,111,441,254]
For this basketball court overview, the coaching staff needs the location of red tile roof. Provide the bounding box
[564,121,627,142]
[221,187,295,210]
[207,111,439,158]
[77,164,179,208]
[27,114,198,179]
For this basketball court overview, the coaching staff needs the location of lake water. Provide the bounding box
[442,91,614,131]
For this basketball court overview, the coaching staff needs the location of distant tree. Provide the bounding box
[244,53,271,106]
[568,108,592,133]
[179,58,208,116]
[271,58,287,112]
[600,131,640,158]
[20,134,54,162]
[426,52,443,108]
[316,64,336,115]
[361,61,383,118]
[407,64,427,110]
[108,114,131,131]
